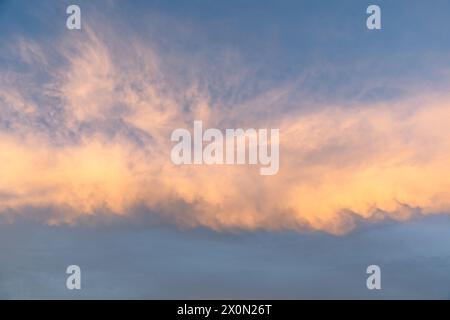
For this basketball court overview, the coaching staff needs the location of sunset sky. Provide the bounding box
[1,0,450,298]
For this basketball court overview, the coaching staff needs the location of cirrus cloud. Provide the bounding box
[1,21,450,235]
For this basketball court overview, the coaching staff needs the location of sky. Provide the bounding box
[0,0,450,298]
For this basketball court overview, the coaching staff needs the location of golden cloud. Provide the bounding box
[1,28,450,234]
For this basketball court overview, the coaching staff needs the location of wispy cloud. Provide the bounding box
[1,15,450,235]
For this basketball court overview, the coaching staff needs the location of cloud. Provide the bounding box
[1,20,450,235]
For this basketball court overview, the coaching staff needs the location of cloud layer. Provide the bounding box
[1,20,450,234]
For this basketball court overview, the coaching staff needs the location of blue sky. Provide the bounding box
[1,0,450,298]
[1,215,450,299]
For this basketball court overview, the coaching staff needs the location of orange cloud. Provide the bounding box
[1,28,450,234]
